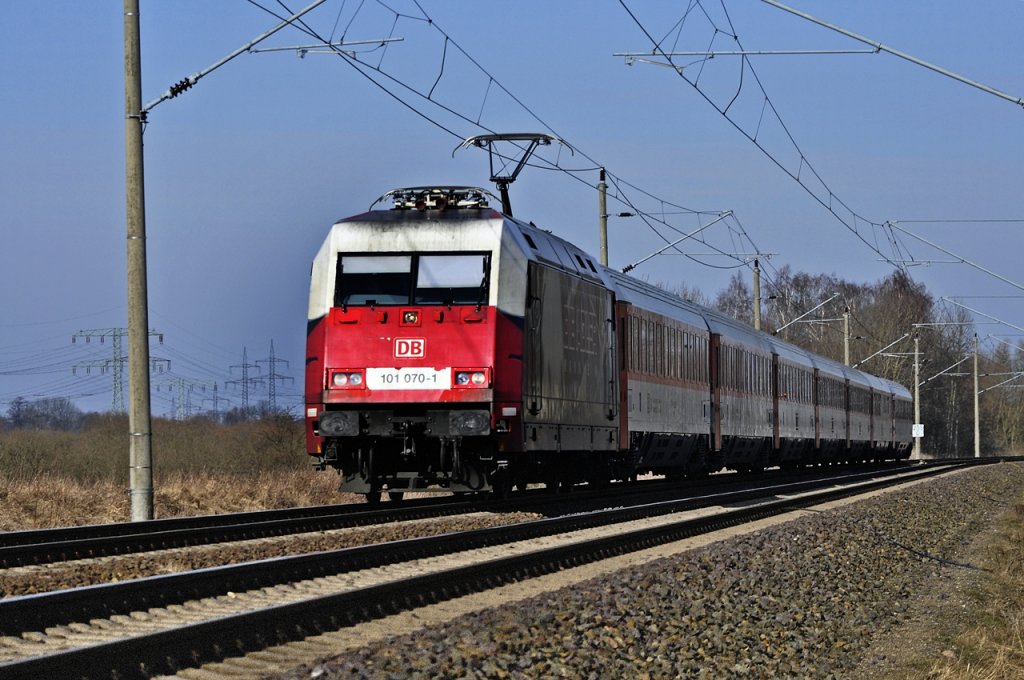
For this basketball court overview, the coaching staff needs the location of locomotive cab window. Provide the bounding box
[334,253,490,307]
[335,255,412,306]
[415,254,489,305]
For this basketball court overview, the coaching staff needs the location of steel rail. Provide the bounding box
[0,497,471,568]
[0,461,984,680]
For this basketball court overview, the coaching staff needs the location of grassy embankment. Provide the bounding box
[918,494,1024,679]
[0,414,350,530]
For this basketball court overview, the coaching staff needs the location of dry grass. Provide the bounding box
[924,501,1024,679]
[0,416,367,529]
[0,469,356,530]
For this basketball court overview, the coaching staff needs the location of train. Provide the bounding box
[304,186,913,501]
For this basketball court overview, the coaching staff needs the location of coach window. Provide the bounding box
[415,254,490,305]
[626,317,634,372]
[335,255,412,306]
[645,319,652,374]
[658,324,665,375]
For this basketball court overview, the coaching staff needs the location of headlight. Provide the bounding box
[454,369,489,388]
[330,370,365,389]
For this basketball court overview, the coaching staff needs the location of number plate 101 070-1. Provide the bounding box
[366,367,452,390]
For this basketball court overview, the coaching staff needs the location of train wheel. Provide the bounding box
[490,469,513,500]
[388,491,405,502]
[365,491,382,505]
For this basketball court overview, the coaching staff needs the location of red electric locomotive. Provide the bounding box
[305,187,619,501]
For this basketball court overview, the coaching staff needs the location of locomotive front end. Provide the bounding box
[305,188,521,500]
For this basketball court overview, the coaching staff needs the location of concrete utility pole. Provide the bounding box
[124,0,154,522]
[974,333,981,458]
[752,259,762,331]
[598,169,608,267]
[120,0,330,522]
[913,333,921,460]
[843,307,850,366]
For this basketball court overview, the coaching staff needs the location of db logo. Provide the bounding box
[395,338,425,358]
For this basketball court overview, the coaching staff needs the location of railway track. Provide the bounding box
[0,460,985,679]
[0,461,917,570]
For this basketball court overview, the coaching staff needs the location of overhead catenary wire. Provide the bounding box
[246,0,763,273]
[887,222,1024,295]
[757,0,1024,110]
[616,0,910,273]
[259,1,777,284]
[614,0,1024,339]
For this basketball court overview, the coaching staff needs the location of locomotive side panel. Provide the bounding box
[523,263,617,452]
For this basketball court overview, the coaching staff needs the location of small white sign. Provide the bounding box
[913,423,924,438]
[366,367,451,390]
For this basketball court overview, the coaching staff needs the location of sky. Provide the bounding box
[1,1,1022,418]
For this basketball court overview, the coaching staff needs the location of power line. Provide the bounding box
[757,0,1024,110]
[71,328,167,412]
[616,0,909,272]
[227,347,264,410]
[256,340,293,412]
[154,377,217,420]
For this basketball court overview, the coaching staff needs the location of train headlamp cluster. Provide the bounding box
[331,370,364,388]
[454,369,489,387]
[327,367,490,390]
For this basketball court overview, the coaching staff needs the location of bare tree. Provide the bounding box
[713,271,753,323]
[6,397,85,431]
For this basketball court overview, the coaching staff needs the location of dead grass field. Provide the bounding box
[0,415,367,529]
[0,469,358,530]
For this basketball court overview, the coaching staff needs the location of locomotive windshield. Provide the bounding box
[335,252,490,307]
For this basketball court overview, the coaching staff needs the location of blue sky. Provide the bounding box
[1,1,1022,417]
